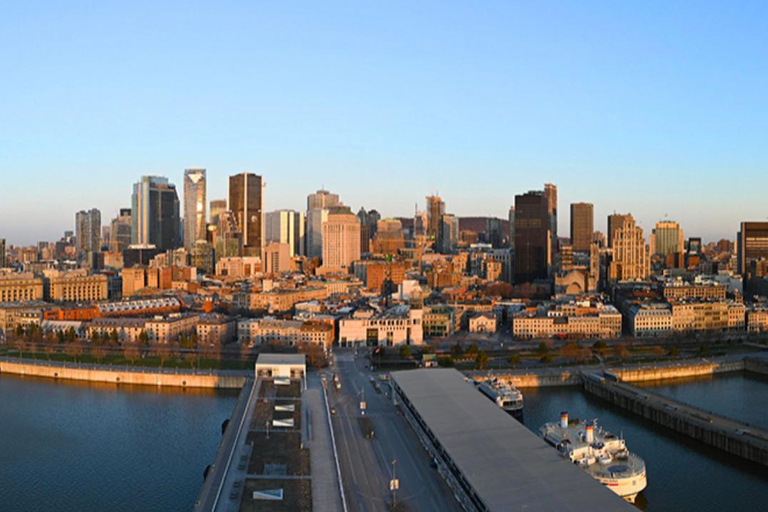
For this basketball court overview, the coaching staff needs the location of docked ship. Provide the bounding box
[539,412,647,503]
[474,378,524,420]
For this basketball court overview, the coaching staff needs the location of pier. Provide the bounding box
[582,372,768,467]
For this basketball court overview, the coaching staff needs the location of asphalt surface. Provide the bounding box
[326,350,462,512]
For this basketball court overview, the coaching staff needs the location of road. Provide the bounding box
[327,350,462,512]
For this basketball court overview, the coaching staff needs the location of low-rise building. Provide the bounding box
[196,314,237,344]
[238,318,333,349]
[422,306,455,338]
[338,305,423,347]
[468,312,497,333]
[48,272,108,302]
[0,273,45,302]
[513,300,622,339]
[87,317,147,343]
[145,313,200,343]
[627,304,672,337]
[236,286,328,313]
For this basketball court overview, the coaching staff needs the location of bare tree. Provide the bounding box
[123,342,141,365]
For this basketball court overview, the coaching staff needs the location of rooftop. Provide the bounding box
[391,369,630,511]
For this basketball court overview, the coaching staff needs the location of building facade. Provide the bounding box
[183,168,207,250]
[570,203,593,252]
[229,173,264,256]
[131,176,180,251]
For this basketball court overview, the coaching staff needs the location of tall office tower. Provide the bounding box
[131,176,180,251]
[322,206,360,270]
[508,206,515,251]
[544,183,558,254]
[570,203,594,252]
[426,195,446,242]
[216,211,244,259]
[373,218,405,255]
[737,222,768,278]
[75,209,102,254]
[437,214,459,254]
[0,238,5,268]
[650,221,684,256]
[607,214,630,249]
[229,173,264,256]
[209,199,227,226]
[183,169,207,250]
[485,218,503,248]
[109,209,132,253]
[307,189,340,259]
[357,208,371,254]
[688,237,702,255]
[608,214,650,281]
[514,191,550,283]
[265,209,305,257]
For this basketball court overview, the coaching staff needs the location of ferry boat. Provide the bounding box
[474,378,524,420]
[539,412,647,503]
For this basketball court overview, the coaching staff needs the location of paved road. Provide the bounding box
[327,350,461,512]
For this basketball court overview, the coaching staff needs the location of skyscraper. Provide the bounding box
[131,176,181,251]
[209,199,227,226]
[544,183,558,255]
[265,209,305,257]
[570,203,594,252]
[608,213,649,281]
[607,214,631,249]
[426,195,445,243]
[650,221,684,256]
[307,189,340,260]
[437,214,459,254]
[737,222,768,278]
[229,173,264,256]
[0,238,5,268]
[322,206,361,270]
[514,191,550,283]
[109,208,132,253]
[75,209,101,254]
[183,168,207,250]
[508,206,515,251]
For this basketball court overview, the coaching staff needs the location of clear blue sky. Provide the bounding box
[2,1,767,245]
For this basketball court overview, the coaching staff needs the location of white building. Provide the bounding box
[338,305,423,347]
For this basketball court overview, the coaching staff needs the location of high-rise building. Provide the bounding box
[307,189,341,260]
[650,221,684,257]
[0,238,5,268]
[437,214,459,254]
[570,203,594,252]
[131,176,181,251]
[508,206,515,251]
[110,209,132,253]
[373,218,405,255]
[322,206,360,270]
[609,214,649,281]
[514,191,550,283]
[426,195,445,242]
[544,184,558,255]
[737,222,768,278]
[607,214,631,249]
[209,199,227,226]
[229,173,264,256]
[75,209,101,254]
[265,209,305,257]
[183,168,207,250]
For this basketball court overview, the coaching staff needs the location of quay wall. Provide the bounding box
[471,359,745,388]
[745,357,768,377]
[583,377,768,467]
[0,359,249,389]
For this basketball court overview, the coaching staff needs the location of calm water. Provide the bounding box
[521,373,768,512]
[0,374,238,512]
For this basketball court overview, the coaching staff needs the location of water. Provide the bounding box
[0,374,239,512]
[520,373,768,511]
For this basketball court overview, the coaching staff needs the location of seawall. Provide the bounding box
[467,357,749,388]
[0,358,250,389]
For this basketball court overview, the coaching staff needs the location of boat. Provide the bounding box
[474,378,524,420]
[539,412,647,503]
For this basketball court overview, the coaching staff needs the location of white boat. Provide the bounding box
[474,378,524,420]
[539,412,647,503]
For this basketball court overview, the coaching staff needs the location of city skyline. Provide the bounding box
[2,2,768,244]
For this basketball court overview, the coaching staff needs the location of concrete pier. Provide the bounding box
[582,373,768,467]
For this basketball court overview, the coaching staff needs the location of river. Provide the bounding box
[0,373,238,512]
[521,371,768,511]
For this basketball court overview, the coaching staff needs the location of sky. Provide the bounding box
[1,1,767,245]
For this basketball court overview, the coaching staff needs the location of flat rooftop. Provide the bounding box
[391,369,631,511]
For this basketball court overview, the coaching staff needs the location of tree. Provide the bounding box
[450,343,464,357]
[399,345,412,359]
[475,350,489,370]
[66,327,76,344]
[540,353,553,364]
[64,340,84,363]
[438,356,454,367]
[466,343,479,357]
[92,342,107,364]
[614,343,630,359]
[123,342,140,365]
[667,346,680,357]
[109,330,119,346]
[562,342,582,361]
[507,353,522,366]
[537,341,550,356]
[151,343,170,367]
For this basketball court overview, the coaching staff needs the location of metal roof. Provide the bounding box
[255,353,306,366]
[391,369,631,511]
